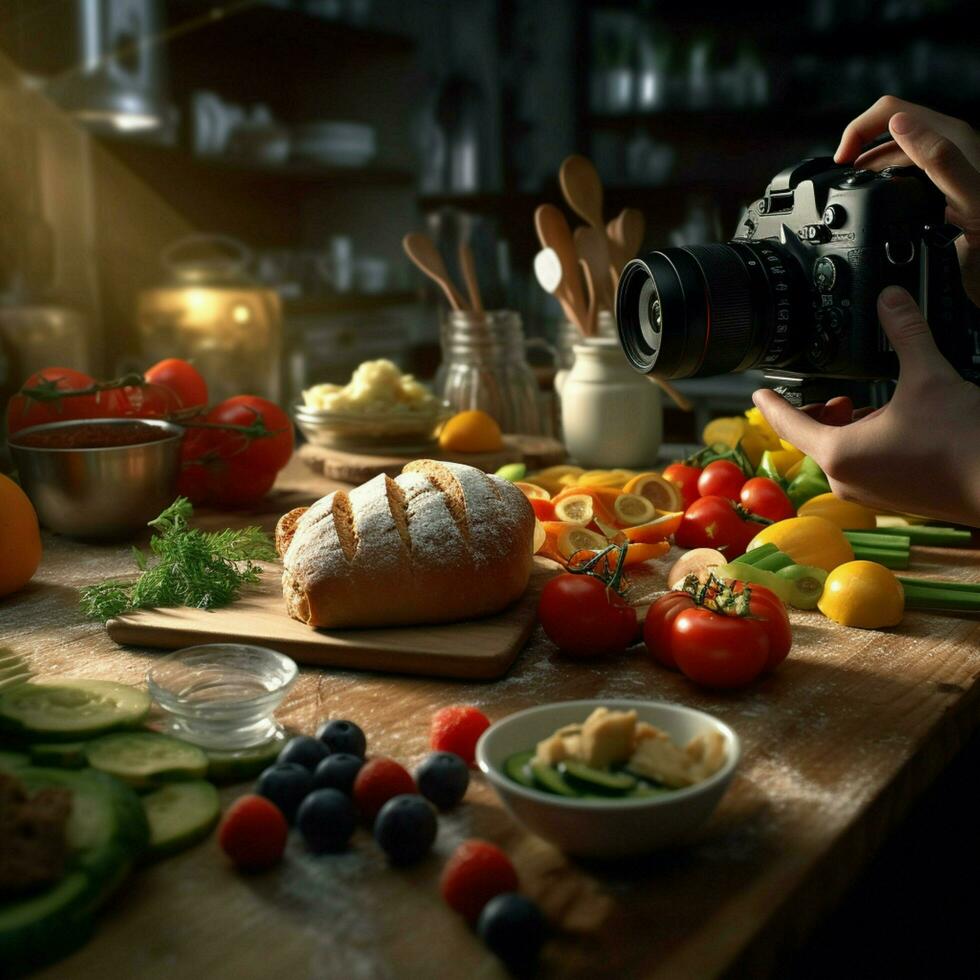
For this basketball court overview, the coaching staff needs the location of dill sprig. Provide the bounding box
[80,497,278,622]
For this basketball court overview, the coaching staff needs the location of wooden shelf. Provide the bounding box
[98,138,415,187]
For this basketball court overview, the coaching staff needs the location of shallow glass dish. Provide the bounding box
[146,643,298,750]
[293,401,453,454]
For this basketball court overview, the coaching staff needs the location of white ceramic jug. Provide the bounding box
[555,336,663,468]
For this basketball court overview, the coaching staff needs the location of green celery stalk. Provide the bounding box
[862,526,973,547]
[900,586,980,612]
[897,577,980,594]
[735,544,780,566]
[845,531,910,550]
[754,551,795,572]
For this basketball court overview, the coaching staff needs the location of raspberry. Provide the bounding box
[218,794,288,872]
[352,757,416,822]
[440,839,519,924]
[429,706,491,767]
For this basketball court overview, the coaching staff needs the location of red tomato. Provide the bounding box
[178,395,294,508]
[537,574,637,658]
[739,477,795,523]
[644,580,791,688]
[697,460,747,501]
[5,368,100,435]
[675,495,761,558]
[111,381,183,419]
[662,463,702,509]
[145,358,209,410]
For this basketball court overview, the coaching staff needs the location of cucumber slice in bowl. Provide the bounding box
[142,780,221,860]
[560,760,637,795]
[85,733,208,790]
[0,680,150,741]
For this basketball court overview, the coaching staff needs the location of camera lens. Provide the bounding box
[616,242,804,379]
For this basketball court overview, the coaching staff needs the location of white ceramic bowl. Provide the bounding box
[476,699,740,859]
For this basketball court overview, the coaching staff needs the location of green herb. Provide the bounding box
[80,498,277,622]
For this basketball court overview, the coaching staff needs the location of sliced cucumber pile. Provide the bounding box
[29,741,89,769]
[85,733,209,789]
[0,680,150,741]
[0,766,149,978]
[142,780,221,861]
[205,729,287,784]
[504,750,674,801]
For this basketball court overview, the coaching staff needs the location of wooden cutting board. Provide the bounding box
[106,559,555,680]
[298,433,566,484]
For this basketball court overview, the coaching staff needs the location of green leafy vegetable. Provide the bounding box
[80,498,277,622]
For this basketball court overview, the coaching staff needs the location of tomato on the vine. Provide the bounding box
[5,368,101,436]
[696,460,747,502]
[675,495,765,558]
[178,395,294,508]
[662,463,702,509]
[739,477,795,523]
[644,578,791,688]
[145,358,208,410]
[111,381,183,420]
[538,573,637,658]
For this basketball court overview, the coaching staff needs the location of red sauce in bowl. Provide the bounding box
[13,422,176,450]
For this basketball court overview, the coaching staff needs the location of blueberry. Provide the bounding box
[256,763,312,822]
[415,751,470,810]
[316,719,367,758]
[373,794,437,865]
[296,788,357,853]
[277,735,329,771]
[477,893,546,972]
[312,752,364,796]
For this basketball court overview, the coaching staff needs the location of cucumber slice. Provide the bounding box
[0,766,148,977]
[776,563,828,610]
[0,680,150,741]
[560,760,636,795]
[142,780,221,860]
[205,729,287,785]
[85,733,208,790]
[529,759,578,797]
[29,742,89,769]
[0,749,30,771]
[627,782,671,799]
[503,750,535,789]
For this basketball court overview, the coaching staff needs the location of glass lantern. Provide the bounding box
[137,235,282,404]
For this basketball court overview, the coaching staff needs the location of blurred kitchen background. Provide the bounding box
[1,0,977,442]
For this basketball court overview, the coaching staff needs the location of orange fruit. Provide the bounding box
[553,493,595,526]
[438,410,504,453]
[622,472,682,512]
[0,474,42,598]
[513,481,550,501]
[532,519,546,555]
[556,525,607,562]
[612,493,656,527]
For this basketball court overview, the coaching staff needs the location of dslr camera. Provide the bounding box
[616,157,979,402]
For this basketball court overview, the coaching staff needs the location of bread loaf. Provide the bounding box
[277,459,535,628]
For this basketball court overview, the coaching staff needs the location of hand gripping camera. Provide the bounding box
[615,157,979,404]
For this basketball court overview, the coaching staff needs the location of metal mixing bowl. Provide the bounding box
[9,417,183,540]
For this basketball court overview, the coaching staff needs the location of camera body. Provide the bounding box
[616,157,980,401]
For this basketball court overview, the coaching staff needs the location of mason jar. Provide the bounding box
[435,310,548,435]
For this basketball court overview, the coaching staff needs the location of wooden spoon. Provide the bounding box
[559,154,605,233]
[573,225,614,312]
[402,233,468,311]
[618,208,646,262]
[534,204,588,333]
[648,376,694,412]
[534,248,582,330]
[578,258,598,336]
[458,241,484,315]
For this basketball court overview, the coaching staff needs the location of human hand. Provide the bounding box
[753,286,980,527]
[835,96,980,305]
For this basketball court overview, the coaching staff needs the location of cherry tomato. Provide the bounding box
[662,463,702,509]
[537,574,637,658]
[145,358,209,410]
[178,395,294,508]
[218,794,288,872]
[696,460,747,502]
[5,368,100,436]
[644,579,791,688]
[675,495,761,558]
[739,477,795,523]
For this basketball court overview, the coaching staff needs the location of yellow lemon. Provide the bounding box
[818,561,904,629]
[438,410,504,453]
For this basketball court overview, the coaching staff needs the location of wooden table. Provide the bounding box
[3,458,979,979]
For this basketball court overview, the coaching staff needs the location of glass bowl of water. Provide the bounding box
[146,643,298,750]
